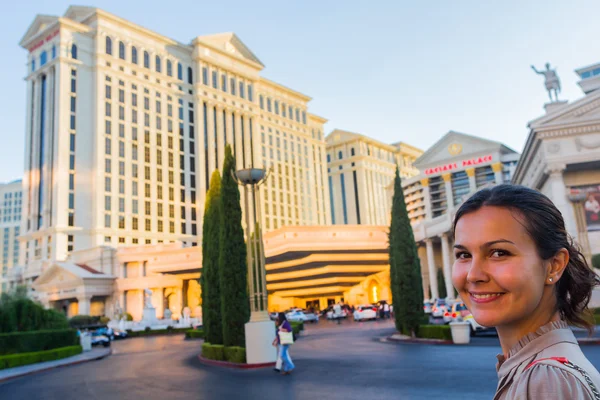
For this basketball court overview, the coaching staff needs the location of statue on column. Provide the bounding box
[143,288,154,309]
[531,63,561,102]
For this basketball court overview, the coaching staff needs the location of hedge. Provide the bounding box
[202,343,224,361]
[0,329,78,355]
[417,325,452,341]
[125,327,189,337]
[0,296,68,333]
[202,343,246,363]
[185,329,204,339]
[290,321,304,336]
[592,254,600,270]
[0,345,82,370]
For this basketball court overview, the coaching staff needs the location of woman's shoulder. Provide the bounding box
[509,360,598,399]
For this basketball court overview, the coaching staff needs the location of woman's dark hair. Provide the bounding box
[277,312,287,323]
[453,184,600,333]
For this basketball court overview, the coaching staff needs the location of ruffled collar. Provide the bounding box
[496,320,570,369]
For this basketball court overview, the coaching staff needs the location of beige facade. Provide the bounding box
[401,131,519,301]
[326,129,422,225]
[17,6,328,294]
[513,63,600,262]
[0,180,23,293]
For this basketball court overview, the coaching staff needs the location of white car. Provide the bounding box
[443,302,469,323]
[463,313,494,336]
[285,310,308,322]
[431,299,448,318]
[353,305,377,321]
[301,309,319,323]
[326,308,348,320]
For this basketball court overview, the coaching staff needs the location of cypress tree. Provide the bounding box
[388,167,424,337]
[200,170,223,344]
[219,145,250,347]
[437,268,447,300]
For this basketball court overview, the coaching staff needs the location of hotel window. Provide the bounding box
[211,70,218,89]
[274,101,279,115]
[351,148,355,156]
[288,106,293,119]
[144,51,149,68]
[166,60,172,77]
[119,41,125,60]
[145,219,151,231]
[131,46,138,64]
[282,103,286,117]
[105,214,111,228]
[451,171,470,206]
[51,45,56,59]
[259,95,264,109]
[105,177,111,192]
[338,151,343,160]
[202,67,208,85]
[248,84,253,101]
[177,63,183,80]
[239,82,245,99]
[71,44,78,59]
[295,109,300,122]
[31,59,35,72]
[188,67,193,84]
[230,77,236,95]
[267,98,272,112]
[221,74,227,92]
[106,37,112,55]
[155,56,161,73]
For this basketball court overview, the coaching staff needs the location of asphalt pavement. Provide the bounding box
[1,318,600,400]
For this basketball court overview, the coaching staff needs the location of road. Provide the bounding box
[2,319,600,399]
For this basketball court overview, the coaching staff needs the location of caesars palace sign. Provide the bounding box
[424,155,493,176]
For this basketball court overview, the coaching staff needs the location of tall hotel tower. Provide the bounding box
[19,6,330,286]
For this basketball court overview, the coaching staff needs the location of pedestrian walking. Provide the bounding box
[273,314,293,373]
[383,302,390,319]
[452,184,600,399]
[272,312,294,375]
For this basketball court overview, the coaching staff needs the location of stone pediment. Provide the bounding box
[529,90,600,130]
[19,15,59,48]
[326,129,361,144]
[414,131,513,169]
[196,33,264,67]
[63,6,97,23]
[33,262,115,288]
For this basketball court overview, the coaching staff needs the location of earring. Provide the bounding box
[548,277,553,282]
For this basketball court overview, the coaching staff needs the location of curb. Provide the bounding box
[0,349,112,384]
[385,335,453,345]
[197,354,276,370]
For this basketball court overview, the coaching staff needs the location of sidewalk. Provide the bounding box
[0,347,112,383]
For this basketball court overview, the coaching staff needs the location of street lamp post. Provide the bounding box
[233,166,276,364]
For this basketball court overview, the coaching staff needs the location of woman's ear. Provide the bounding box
[546,248,569,284]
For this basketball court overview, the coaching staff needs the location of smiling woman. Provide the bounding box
[452,184,600,400]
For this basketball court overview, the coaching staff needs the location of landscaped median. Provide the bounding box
[388,324,453,344]
[0,345,82,370]
[185,329,204,339]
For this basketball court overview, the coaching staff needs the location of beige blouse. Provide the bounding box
[494,320,600,399]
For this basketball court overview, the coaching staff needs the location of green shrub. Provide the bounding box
[0,345,82,370]
[185,329,204,339]
[126,327,189,338]
[594,314,600,326]
[202,343,225,361]
[0,294,69,333]
[0,329,78,355]
[224,346,246,363]
[592,254,600,270]
[289,321,303,338]
[99,316,110,325]
[416,325,452,341]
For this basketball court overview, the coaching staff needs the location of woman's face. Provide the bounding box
[452,206,550,329]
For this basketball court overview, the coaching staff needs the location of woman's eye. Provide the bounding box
[491,249,509,258]
[455,252,470,260]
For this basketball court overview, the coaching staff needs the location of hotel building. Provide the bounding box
[513,63,600,263]
[0,180,23,294]
[326,129,422,226]
[401,131,519,301]
[17,6,328,316]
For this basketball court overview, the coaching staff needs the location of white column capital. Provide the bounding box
[544,163,566,177]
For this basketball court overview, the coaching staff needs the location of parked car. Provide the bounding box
[353,305,378,321]
[443,302,469,323]
[90,331,111,347]
[95,327,128,340]
[301,309,319,323]
[323,306,348,320]
[423,301,433,314]
[431,299,448,318]
[286,310,308,322]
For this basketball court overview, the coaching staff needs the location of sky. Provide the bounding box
[2,0,600,183]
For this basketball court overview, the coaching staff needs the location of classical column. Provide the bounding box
[567,191,593,263]
[442,173,454,210]
[418,244,431,300]
[425,239,439,300]
[77,295,92,316]
[492,162,504,184]
[440,233,455,300]
[243,114,252,168]
[225,108,234,152]
[421,178,432,220]
[206,101,216,175]
[234,110,243,170]
[466,168,476,193]
[216,104,225,169]
[545,164,577,235]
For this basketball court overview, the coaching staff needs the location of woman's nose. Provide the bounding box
[466,257,489,283]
